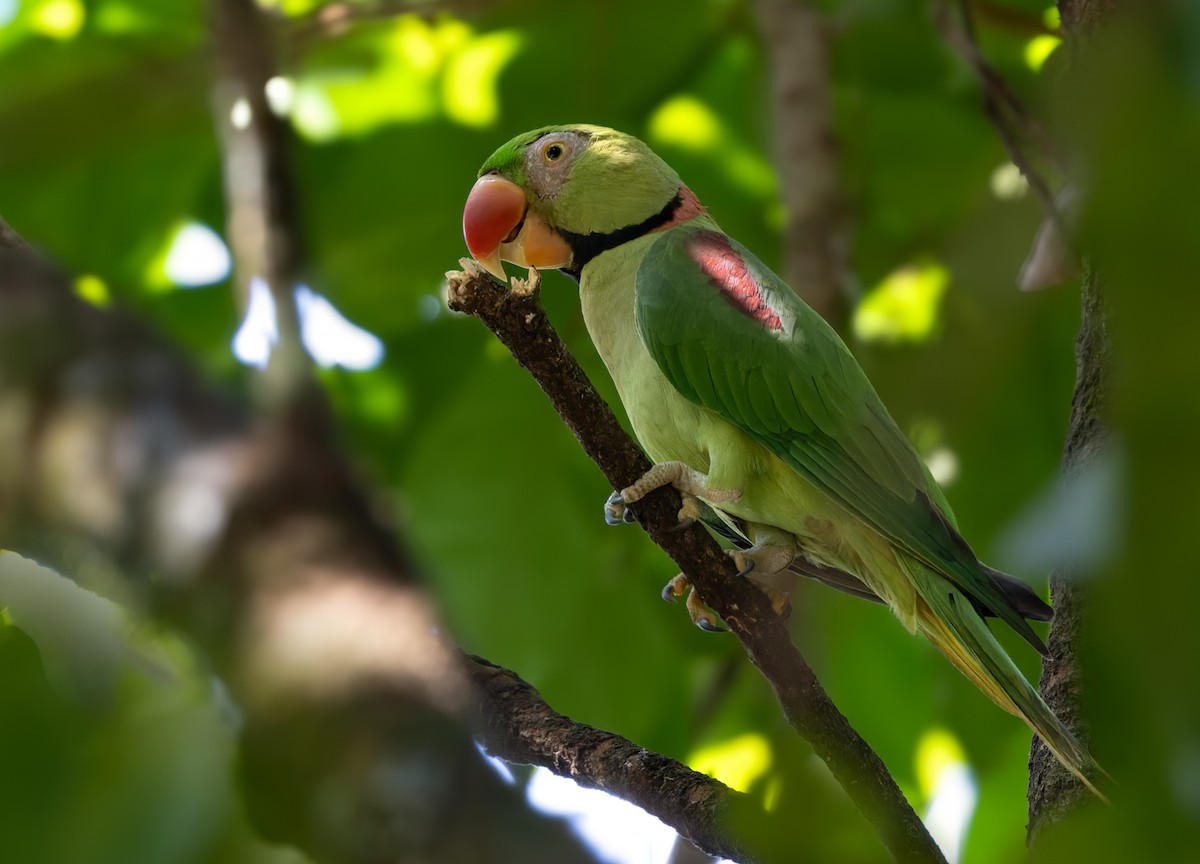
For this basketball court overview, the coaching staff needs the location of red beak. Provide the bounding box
[462,174,572,280]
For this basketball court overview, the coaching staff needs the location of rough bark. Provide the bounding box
[1026,0,1118,839]
[467,655,768,864]
[1026,270,1111,839]
[447,263,947,864]
[1059,0,1120,33]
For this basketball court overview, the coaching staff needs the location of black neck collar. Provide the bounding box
[559,193,683,281]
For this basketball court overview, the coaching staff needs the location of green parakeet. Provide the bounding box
[462,124,1103,793]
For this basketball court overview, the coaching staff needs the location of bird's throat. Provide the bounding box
[560,186,706,280]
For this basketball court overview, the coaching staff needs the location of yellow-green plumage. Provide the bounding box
[473,124,1105,796]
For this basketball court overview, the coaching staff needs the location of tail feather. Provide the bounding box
[982,564,1053,623]
[912,567,1109,801]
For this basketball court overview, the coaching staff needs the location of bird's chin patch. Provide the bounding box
[496,211,573,274]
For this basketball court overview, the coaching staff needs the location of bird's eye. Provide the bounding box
[544,142,565,162]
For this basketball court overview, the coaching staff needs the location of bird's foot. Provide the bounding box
[756,582,793,620]
[661,574,724,632]
[726,542,796,581]
[604,490,639,526]
[727,531,797,620]
[605,466,728,529]
[670,493,704,531]
[618,461,740,508]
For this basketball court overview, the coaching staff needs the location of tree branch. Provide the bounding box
[466,654,770,863]
[935,0,1068,230]
[446,262,947,864]
[1026,0,1117,836]
[1026,267,1110,839]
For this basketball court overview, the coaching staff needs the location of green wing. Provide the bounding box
[636,223,1046,652]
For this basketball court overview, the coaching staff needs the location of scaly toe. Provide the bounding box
[662,573,689,603]
[669,494,703,532]
[727,549,756,578]
[686,588,725,632]
[764,585,792,620]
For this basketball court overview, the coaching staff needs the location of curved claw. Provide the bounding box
[661,573,689,603]
[604,490,627,526]
[696,617,727,633]
[669,516,696,533]
[735,558,756,578]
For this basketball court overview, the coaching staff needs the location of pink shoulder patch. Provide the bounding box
[686,231,783,331]
[651,186,707,233]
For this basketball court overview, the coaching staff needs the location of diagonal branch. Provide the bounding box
[466,654,767,863]
[447,261,947,864]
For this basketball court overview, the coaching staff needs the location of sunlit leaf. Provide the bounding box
[649,94,775,196]
[294,15,520,138]
[1024,35,1061,72]
[647,95,723,152]
[853,260,949,344]
[74,273,111,307]
[30,0,85,40]
[689,733,772,794]
[94,1,154,34]
[442,30,523,127]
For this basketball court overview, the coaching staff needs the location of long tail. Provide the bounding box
[911,566,1109,800]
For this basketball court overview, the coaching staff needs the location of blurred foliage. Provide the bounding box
[1,0,1196,862]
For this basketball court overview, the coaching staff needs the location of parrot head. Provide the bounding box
[462,125,700,280]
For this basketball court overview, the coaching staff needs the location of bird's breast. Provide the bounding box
[578,240,711,472]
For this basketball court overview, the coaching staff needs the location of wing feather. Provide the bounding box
[635,224,1046,653]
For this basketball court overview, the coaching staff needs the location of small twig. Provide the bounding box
[447,261,947,864]
[466,654,767,863]
[957,0,1067,169]
[0,216,28,251]
[937,0,1069,230]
